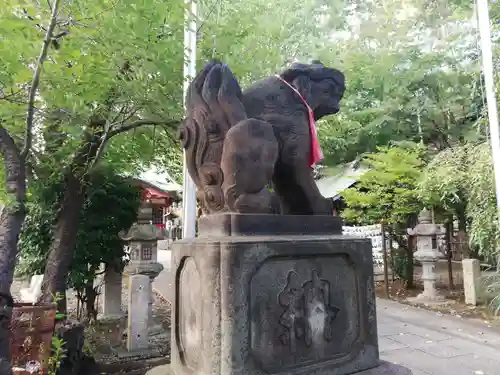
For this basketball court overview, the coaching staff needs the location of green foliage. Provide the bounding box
[197,0,342,85]
[477,273,500,317]
[17,167,141,292]
[391,248,411,283]
[420,142,498,259]
[466,143,499,259]
[48,336,66,375]
[0,0,186,183]
[341,143,427,226]
[0,0,345,196]
[419,145,469,209]
[316,0,483,165]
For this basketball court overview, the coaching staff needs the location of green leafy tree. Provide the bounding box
[419,144,471,257]
[316,0,483,165]
[465,143,499,261]
[341,143,427,286]
[0,0,184,314]
[341,143,427,226]
[17,167,141,320]
[197,0,345,82]
[419,142,499,261]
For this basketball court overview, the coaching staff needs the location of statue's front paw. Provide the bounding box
[232,189,277,214]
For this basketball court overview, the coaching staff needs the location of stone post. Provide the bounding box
[102,267,123,319]
[97,264,125,348]
[121,222,165,337]
[407,208,451,305]
[127,274,150,351]
[462,258,481,305]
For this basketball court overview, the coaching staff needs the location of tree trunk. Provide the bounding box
[405,235,415,289]
[40,172,85,313]
[456,208,470,259]
[84,280,98,322]
[445,220,454,290]
[0,203,26,296]
[0,128,26,361]
[39,122,104,313]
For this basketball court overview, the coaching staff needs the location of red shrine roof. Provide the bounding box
[130,169,182,203]
[143,186,170,199]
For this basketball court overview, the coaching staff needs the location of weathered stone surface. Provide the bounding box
[102,267,123,319]
[55,320,100,375]
[462,258,481,305]
[55,320,85,372]
[98,316,125,348]
[168,214,378,375]
[127,275,150,351]
[120,223,166,242]
[146,361,410,375]
[122,223,165,336]
[198,213,342,237]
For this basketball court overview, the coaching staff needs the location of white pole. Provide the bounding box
[182,0,198,238]
[476,0,500,212]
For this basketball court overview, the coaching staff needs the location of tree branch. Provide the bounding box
[87,125,113,172]
[0,124,26,204]
[21,0,62,160]
[107,119,180,138]
[0,125,21,166]
[84,118,180,172]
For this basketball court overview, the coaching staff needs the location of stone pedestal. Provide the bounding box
[407,209,452,306]
[163,214,387,375]
[147,361,412,375]
[98,316,124,348]
[97,264,126,348]
[102,267,124,319]
[462,258,481,305]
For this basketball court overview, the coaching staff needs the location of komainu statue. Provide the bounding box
[178,60,345,215]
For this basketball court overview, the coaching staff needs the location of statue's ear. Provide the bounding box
[280,63,310,82]
[291,75,313,103]
[280,64,315,102]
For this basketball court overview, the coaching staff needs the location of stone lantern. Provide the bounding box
[407,208,451,305]
[121,204,166,335]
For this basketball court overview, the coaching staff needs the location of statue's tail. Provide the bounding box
[179,61,247,213]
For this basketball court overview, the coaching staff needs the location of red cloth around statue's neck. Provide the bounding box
[276,75,323,168]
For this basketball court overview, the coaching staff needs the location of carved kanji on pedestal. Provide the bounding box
[278,270,339,352]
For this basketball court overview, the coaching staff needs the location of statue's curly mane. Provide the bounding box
[179,61,246,213]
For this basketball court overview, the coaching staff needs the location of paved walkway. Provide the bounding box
[378,298,500,375]
[153,254,500,375]
[154,251,173,300]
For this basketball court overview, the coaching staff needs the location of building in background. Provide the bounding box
[315,160,369,216]
[131,169,182,230]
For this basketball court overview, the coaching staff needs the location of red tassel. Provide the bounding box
[308,109,323,168]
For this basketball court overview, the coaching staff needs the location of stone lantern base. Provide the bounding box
[406,293,455,306]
